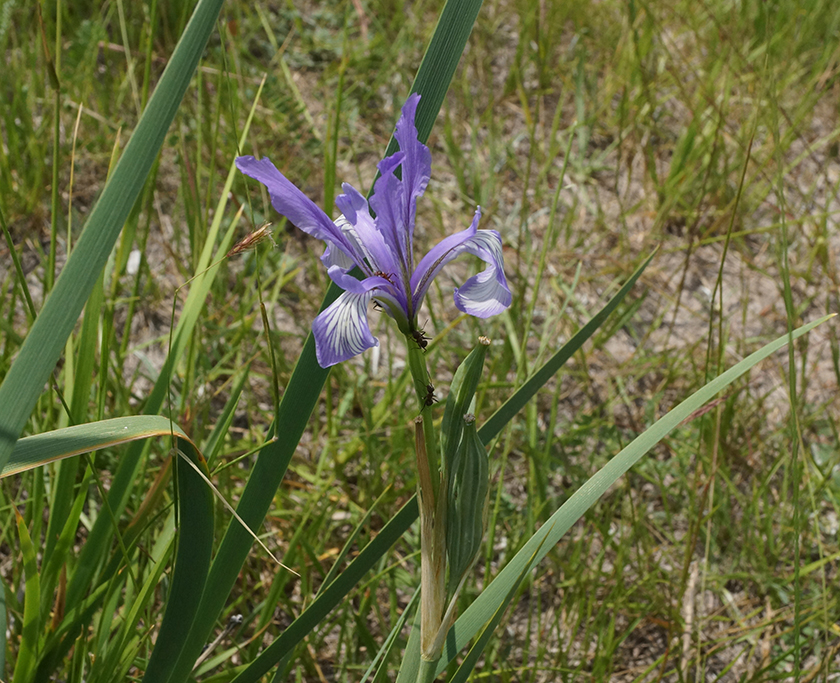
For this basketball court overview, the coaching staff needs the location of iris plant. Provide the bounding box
[236,94,511,367]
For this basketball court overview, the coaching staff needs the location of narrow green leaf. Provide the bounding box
[436,315,833,673]
[2,416,190,479]
[480,249,656,442]
[0,0,225,467]
[141,439,214,683]
[13,508,41,683]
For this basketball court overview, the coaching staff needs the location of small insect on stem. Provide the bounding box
[374,270,395,284]
[423,382,437,407]
[411,328,430,350]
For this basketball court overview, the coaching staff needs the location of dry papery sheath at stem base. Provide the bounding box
[236,93,512,368]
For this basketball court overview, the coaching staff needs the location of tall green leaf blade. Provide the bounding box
[480,250,656,442]
[0,0,225,468]
[141,439,214,683]
[435,315,833,673]
[12,508,41,683]
[167,1,486,680]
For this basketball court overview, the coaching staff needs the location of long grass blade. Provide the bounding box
[0,0,225,468]
[141,438,214,683]
[13,507,41,683]
[480,249,656,442]
[435,315,833,673]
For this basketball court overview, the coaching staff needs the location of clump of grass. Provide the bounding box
[1,0,838,680]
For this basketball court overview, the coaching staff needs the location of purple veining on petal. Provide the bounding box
[237,95,512,368]
[312,289,379,367]
[393,93,431,258]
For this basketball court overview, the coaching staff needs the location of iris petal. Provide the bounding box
[410,208,511,317]
[312,288,379,367]
[393,93,431,250]
[452,230,512,318]
[236,156,346,250]
[335,184,398,276]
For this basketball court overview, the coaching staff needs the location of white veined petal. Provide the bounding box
[312,290,378,367]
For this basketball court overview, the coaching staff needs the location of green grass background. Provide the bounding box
[1,0,839,679]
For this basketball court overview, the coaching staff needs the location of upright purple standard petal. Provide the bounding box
[393,94,431,250]
[237,95,512,369]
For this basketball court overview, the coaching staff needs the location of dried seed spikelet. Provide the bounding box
[446,414,489,593]
[226,223,275,258]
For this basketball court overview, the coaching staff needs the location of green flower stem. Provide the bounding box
[406,338,440,499]
[408,338,447,679]
[417,656,439,683]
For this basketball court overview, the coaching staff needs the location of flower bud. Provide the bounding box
[446,414,489,593]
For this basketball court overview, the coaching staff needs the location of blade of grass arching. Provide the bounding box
[168,2,486,678]
[0,0,226,469]
[433,316,833,673]
[1,416,191,479]
[228,498,420,683]
[141,437,214,683]
[12,507,41,683]
[480,249,656,442]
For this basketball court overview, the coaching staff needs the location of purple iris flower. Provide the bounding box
[236,94,511,368]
